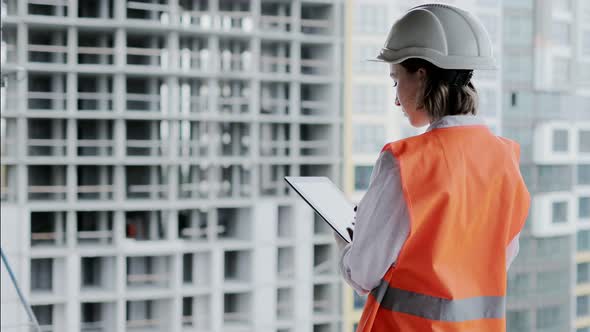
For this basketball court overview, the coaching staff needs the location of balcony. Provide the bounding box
[277,288,293,320]
[28,28,68,64]
[78,75,114,112]
[182,252,211,286]
[126,78,166,112]
[77,166,114,201]
[126,166,169,199]
[219,39,251,72]
[217,80,250,114]
[217,207,251,242]
[178,0,209,28]
[27,0,69,17]
[260,164,290,197]
[223,292,251,330]
[27,165,67,201]
[30,257,65,296]
[78,32,115,66]
[301,3,333,36]
[126,0,170,23]
[179,36,209,71]
[28,73,68,112]
[126,120,168,157]
[80,302,116,332]
[126,299,167,332]
[313,283,334,315]
[277,247,294,280]
[181,295,210,331]
[260,1,291,33]
[260,82,290,115]
[126,34,168,68]
[178,166,209,199]
[80,257,116,292]
[301,83,333,117]
[179,79,209,114]
[126,256,170,289]
[301,44,333,76]
[216,122,251,157]
[260,41,290,74]
[125,211,168,241]
[77,0,115,19]
[30,211,66,247]
[218,0,252,31]
[218,165,252,198]
[77,120,115,157]
[260,123,290,157]
[313,244,335,276]
[77,211,114,245]
[300,124,332,157]
[178,209,208,240]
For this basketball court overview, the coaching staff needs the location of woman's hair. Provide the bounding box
[400,58,478,120]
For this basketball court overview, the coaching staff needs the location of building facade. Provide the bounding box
[502,0,590,331]
[0,1,345,331]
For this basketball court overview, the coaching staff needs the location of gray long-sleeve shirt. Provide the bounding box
[338,115,521,295]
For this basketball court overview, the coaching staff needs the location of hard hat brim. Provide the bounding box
[370,48,498,70]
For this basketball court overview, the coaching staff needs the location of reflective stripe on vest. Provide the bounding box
[371,280,506,322]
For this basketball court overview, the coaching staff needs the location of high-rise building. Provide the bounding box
[502,0,590,331]
[0,1,345,331]
[342,1,503,331]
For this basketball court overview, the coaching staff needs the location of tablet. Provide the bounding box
[284,176,355,243]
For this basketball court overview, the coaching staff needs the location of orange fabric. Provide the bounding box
[357,126,530,332]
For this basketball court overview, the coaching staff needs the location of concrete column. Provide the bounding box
[294,199,314,332]
[253,200,278,330]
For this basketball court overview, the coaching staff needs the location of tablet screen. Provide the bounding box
[284,176,355,242]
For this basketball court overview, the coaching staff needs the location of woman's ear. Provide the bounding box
[417,67,427,81]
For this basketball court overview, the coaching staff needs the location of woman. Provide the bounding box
[336,4,530,332]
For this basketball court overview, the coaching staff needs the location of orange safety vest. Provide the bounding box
[356,125,530,332]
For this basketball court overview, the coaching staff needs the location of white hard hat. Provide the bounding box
[375,3,497,70]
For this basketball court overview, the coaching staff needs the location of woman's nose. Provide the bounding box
[395,96,401,106]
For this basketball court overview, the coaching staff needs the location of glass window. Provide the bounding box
[579,296,590,317]
[537,165,571,192]
[31,258,53,291]
[553,57,571,84]
[579,230,590,252]
[579,165,590,185]
[552,129,569,152]
[578,263,590,283]
[580,130,590,153]
[507,273,530,296]
[353,85,387,114]
[353,290,366,309]
[352,125,386,154]
[581,197,590,219]
[354,165,373,191]
[353,45,384,74]
[504,15,532,47]
[552,201,568,224]
[552,22,570,46]
[32,305,53,326]
[507,310,530,331]
[536,306,562,329]
[354,5,388,34]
